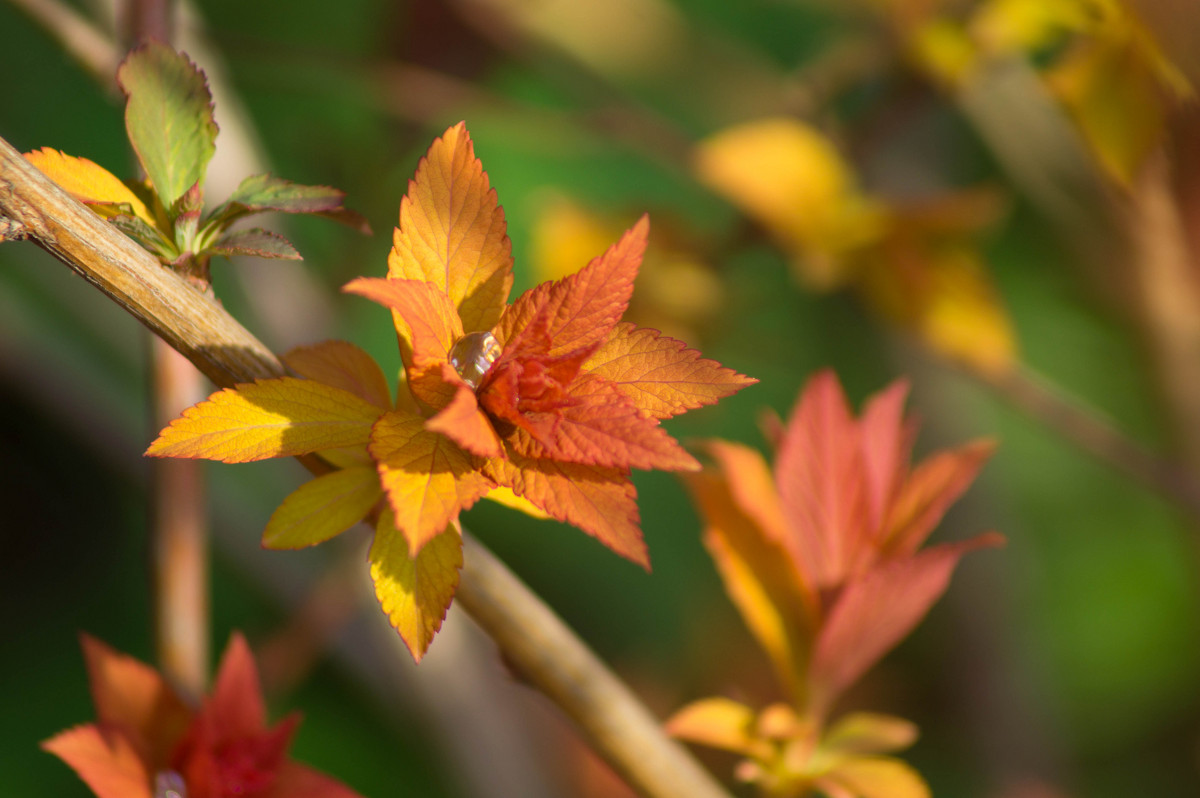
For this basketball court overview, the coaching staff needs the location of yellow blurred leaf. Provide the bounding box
[821,712,919,756]
[24,147,155,226]
[694,118,887,289]
[664,697,765,757]
[146,378,381,463]
[262,466,383,549]
[816,755,931,798]
[370,510,462,662]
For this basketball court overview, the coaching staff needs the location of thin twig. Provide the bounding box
[0,133,731,798]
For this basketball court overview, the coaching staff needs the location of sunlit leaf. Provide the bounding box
[483,486,550,519]
[370,510,463,662]
[388,121,513,333]
[370,410,493,553]
[263,466,383,549]
[584,323,757,419]
[117,42,217,211]
[23,148,155,225]
[146,378,380,463]
[425,368,504,459]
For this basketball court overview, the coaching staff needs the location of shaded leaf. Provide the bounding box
[146,378,380,463]
[263,466,383,549]
[809,534,1004,713]
[388,121,513,333]
[584,323,757,419]
[496,216,648,356]
[370,410,493,553]
[774,370,868,587]
[822,713,918,756]
[283,340,392,410]
[208,173,369,234]
[210,228,301,260]
[484,454,648,568]
[370,510,463,662]
[665,697,764,757]
[23,148,155,225]
[117,42,217,211]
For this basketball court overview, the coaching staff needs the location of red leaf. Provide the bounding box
[206,632,267,740]
[583,323,757,419]
[79,635,190,768]
[808,533,1004,715]
[484,454,648,568]
[774,370,868,587]
[499,373,700,471]
[426,364,504,459]
[267,762,366,798]
[496,216,648,357]
[857,379,913,546]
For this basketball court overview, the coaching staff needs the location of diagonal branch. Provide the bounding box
[0,134,731,798]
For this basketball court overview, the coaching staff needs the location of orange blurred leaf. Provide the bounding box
[145,378,381,463]
[370,511,463,662]
[388,121,513,334]
[816,755,931,798]
[584,323,757,419]
[41,725,153,798]
[262,466,383,549]
[664,697,764,757]
[282,340,392,410]
[369,410,493,554]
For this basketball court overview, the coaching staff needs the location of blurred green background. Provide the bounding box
[3,0,1200,796]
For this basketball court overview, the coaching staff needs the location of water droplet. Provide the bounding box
[449,331,502,389]
[154,770,188,798]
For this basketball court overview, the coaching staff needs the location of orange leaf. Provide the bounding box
[774,370,869,587]
[857,379,913,540]
[146,378,381,463]
[343,277,464,378]
[584,323,757,419]
[496,216,648,357]
[808,533,1004,715]
[882,439,995,558]
[370,509,463,662]
[484,454,648,568]
[370,409,493,553]
[664,697,764,757]
[283,340,392,409]
[24,147,155,226]
[262,466,383,549]
[388,122,513,333]
[425,365,504,459]
[41,724,153,798]
[685,452,815,702]
[269,762,368,798]
[507,373,700,471]
[78,635,191,766]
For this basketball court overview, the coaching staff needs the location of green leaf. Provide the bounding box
[109,214,178,261]
[117,42,217,212]
[205,173,371,235]
[209,228,301,260]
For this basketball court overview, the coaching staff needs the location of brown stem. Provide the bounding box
[0,134,731,798]
[149,338,209,698]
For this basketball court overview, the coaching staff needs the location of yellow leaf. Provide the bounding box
[483,486,550,519]
[369,410,494,554]
[146,377,381,463]
[24,147,155,226]
[821,712,919,756]
[665,697,765,757]
[816,755,931,798]
[388,122,513,334]
[283,340,392,409]
[370,509,463,662]
[262,466,383,549]
[694,118,887,289]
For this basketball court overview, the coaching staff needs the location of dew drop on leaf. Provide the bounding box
[449,331,502,389]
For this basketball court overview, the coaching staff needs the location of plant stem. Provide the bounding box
[0,133,731,798]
